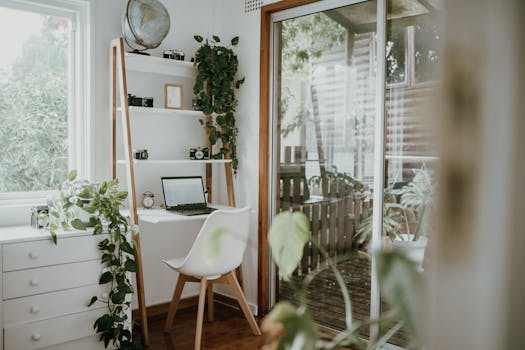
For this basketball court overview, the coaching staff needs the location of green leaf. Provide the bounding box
[71,218,86,231]
[212,35,220,42]
[268,212,311,281]
[235,77,245,89]
[266,302,318,350]
[377,250,424,345]
[111,290,126,304]
[124,259,138,272]
[99,271,113,284]
[49,231,57,245]
[194,35,203,43]
[120,241,134,255]
[203,226,228,263]
[67,170,78,181]
[231,36,239,46]
[87,296,98,307]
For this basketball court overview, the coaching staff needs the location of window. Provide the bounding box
[0,0,90,200]
[386,21,441,87]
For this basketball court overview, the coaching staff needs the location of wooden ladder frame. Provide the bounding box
[110,38,239,346]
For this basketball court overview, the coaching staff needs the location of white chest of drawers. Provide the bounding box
[0,226,130,350]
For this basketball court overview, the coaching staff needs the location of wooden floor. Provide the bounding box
[135,303,265,350]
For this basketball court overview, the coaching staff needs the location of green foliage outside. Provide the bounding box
[280,13,346,136]
[0,18,69,192]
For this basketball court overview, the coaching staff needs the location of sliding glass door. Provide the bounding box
[270,0,378,335]
[268,0,441,347]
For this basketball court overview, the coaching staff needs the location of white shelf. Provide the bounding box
[124,53,195,77]
[118,106,204,117]
[117,159,232,165]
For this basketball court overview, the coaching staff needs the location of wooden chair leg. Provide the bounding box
[236,265,244,291]
[226,271,261,336]
[163,274,186,333]
[207,282,214,322]
[195,278,208,350]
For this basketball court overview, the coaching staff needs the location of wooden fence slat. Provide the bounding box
[354,194,362,235]
[320,203,329,265]
[337,179,346,255]
[301,205,311,274]
[311,204,320,270]
[329,200,337,257]
[345,191,354,251]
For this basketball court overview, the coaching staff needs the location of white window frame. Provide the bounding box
[0,0,92,204]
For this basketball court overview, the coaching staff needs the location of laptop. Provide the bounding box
[161,176,216,216]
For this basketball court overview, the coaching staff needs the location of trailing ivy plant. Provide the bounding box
[39,171,140,350]
[193,34,245,172]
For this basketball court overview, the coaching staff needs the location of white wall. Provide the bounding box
[91,0,262,309]
[0,0,263,311]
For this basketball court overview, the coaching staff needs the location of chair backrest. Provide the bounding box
[178,207,250,277]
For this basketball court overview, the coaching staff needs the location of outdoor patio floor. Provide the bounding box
[278,254,410,348]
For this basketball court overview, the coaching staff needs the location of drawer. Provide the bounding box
[4,284,110,326]
[3,260,103,299]
[40,335,109,350]
[4,309,105,350]
[3,234,106,272]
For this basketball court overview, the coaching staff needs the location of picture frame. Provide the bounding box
[164,84,183,109]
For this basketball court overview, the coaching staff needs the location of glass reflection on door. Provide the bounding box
[272,1,378,335]
[381,0,442,347]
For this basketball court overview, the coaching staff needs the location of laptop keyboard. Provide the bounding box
[175,207,216,216]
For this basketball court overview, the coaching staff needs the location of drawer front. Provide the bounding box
[4,284,110,326]
[4,309,105,350]
[3,260,103,299]
[3,234,105,272]
[39,335,109,350]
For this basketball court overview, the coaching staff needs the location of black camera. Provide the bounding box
[31,205,49,229]
[191,99,203,111]
[128,94,154,108]
[190,147,210,160]
[163,50,185,61]
[133,149,149,160]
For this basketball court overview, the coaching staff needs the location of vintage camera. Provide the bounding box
[128,94,154,108]
[191,98,203,111]
[133,149,149,160]
[189,147,210,160]
[163,49,185,61]
[31,205,49,229]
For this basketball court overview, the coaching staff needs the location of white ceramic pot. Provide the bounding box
[392,234,428,269]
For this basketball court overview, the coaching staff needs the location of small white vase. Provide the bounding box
[392,234,428,269]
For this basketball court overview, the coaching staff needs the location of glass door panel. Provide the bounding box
[382,0,442,347]
[272,0,378,335]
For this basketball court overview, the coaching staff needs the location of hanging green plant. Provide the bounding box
[193,34,245,172]
[39,171,140,350]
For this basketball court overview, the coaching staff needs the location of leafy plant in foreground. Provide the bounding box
[39,171,140,349]
[264,211,424,350]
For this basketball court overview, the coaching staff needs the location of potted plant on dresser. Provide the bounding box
[40,171,140,350]
[357,167,434,269]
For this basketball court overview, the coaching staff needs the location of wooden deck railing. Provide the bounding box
[278,146,372,276]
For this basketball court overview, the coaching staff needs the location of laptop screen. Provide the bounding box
[161,177,206,208]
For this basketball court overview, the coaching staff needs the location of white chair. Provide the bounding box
[162,207,261,350]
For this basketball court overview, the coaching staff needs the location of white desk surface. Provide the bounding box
[0,205,235,244]
[0,226,92,244]
[121,205,234,224]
